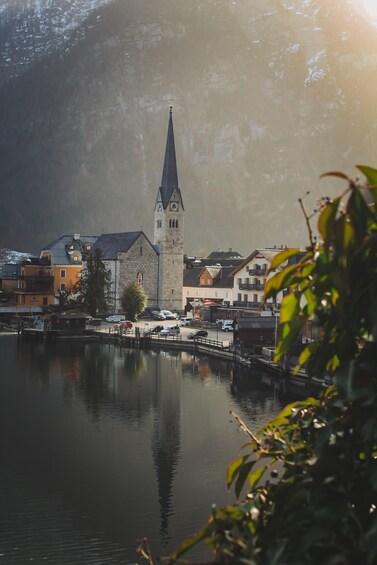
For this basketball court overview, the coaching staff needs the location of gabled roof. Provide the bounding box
[41,235,99,265]
[206,250,243,260]
[183,265,235,288]
[231,248,284,276]
[205,266,222,279]
[92,231,158,260]
[159,107,184,210]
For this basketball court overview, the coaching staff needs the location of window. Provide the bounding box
[157,220,162,229]
[254,294,258,303]
[237,278,241,285]
[60,283,66,291]
[136,272,144,287]
[245,277,249,284]
[140,246,143,256]
[238,293,242,302]
[244,294,248,303]
[60,269,66,278]
[43,297,48,306]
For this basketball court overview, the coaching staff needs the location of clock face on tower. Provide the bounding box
[157,202,163,211]
[170,202,179,211]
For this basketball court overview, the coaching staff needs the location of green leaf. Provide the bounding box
[227,455,250,488]
[264,264,301,299]
[248,466,266,489]
[317,197,341,241]
[356,164,377,186]
[275,319,305,358]
[235,461,256,499]
[295,342,318,372]
[303,287,318,315]
[280,292,301,324]
[268,248,303,271]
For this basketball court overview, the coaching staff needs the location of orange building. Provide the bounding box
[14,258,55,307]
[40,234,98,304]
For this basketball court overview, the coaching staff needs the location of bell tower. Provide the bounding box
[154,106,184,311]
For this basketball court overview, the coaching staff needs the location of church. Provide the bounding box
[93,107,184,314]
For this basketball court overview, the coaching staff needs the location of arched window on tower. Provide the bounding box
[136,272,144,287]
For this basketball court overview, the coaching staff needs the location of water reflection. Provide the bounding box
[0,337,297,563]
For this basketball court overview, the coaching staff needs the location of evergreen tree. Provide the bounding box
[121,282,147,321]
[75,248,111,317]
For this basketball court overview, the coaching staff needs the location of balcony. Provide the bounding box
[247,268,267,276]
[239,283,264,291]
[20,275,54,282]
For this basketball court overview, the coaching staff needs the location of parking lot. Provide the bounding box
[97,317,233,344]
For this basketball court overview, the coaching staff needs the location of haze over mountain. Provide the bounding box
[1,0,377,257]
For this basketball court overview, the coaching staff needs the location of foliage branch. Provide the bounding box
[164,165,377,565]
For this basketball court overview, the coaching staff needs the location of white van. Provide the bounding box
[221,320,234,332]
[106,315,126,323]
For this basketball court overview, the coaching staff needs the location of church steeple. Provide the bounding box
[154,107,184,311]
[159,106,183,210]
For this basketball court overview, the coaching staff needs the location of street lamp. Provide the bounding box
[274,308,279,351]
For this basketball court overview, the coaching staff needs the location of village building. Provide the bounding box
[39,234,98,304]
[232,248,285,311]
[91,231,159,313]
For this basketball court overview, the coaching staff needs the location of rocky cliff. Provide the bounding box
[1,0,376,255]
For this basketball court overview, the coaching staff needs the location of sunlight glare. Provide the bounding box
[359,0,377,21]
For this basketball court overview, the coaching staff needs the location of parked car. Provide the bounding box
[221,321,234,332]
[106,315,126,323]
[159,310,177,320]
[114,320,133,331]
[160,325,180,336]
[180,317,192,326]
[150,311,166,320]
[187,330,208,340]
[144,325,164,335]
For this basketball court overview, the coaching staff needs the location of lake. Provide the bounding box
[0,335,296,564]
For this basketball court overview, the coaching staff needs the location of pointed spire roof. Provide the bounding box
[159,106,181,208]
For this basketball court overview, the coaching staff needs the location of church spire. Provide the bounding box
[160,106,180,209]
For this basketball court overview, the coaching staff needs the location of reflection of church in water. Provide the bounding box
[110,346,182,546]
[151,351,181,546]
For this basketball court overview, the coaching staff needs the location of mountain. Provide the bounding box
[1,0,377,256]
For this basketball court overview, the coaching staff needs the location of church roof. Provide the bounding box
[93,231,157,260]
[159,107,183,209]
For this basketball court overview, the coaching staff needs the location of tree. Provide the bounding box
[121,282,147,322]
[75,248,111,317]
[168,166,377,564]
